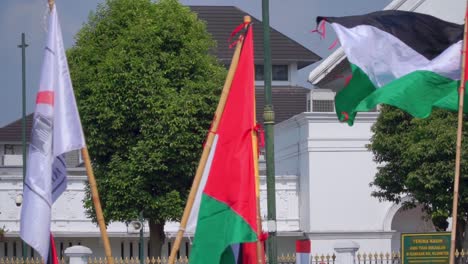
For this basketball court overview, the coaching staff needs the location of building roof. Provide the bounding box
[0,6,315,141]
[255,86,309,123]
[314,58,350,92]
[0,114,33,142]
[190,6,321,69]
[0,86,309,140]
[0,114,83,167]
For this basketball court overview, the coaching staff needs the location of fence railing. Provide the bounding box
[353,250,468,264]
[355,252,400,264]
[0,257,66,264]
[3,251,468,264]
[0,256,300,264]
[309,254,336,264]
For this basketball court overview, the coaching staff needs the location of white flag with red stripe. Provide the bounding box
[20,5,85,262]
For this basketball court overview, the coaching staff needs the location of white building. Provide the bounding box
[304,0,466,254]
[0,149,301,259]
[274,112,435,254]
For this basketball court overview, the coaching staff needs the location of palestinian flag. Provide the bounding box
[186,23,262,264]
[317,10,466,125]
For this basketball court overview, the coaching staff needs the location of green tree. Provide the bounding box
[369,105,468,248]
[67,0,226,256]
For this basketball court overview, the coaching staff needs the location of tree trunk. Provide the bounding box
[457,218,466,250]
[148,220,165,258]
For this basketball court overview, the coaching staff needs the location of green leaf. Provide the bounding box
[369,105,468,226]
[68,0,226,230]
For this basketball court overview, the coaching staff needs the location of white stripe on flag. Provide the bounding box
[20,5,85,263]
[186,135,219,234]
[332,23,462,88]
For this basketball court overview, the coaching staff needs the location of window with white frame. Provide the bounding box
[255,64,289,81]
[4,144,22,155]
[308,90,336,113]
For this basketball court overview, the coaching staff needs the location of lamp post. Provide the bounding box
[18,32,29,259]
[139,211,144,264]
[15,193,25,255]
[261,1,277,263]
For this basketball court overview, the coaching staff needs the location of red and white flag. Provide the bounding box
[20,5,85,262]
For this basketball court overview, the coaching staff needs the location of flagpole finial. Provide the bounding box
[48,0,54,11]
[244,16,251,23]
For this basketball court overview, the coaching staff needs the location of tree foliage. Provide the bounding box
[369,105,468,241]
[67,0,226,255]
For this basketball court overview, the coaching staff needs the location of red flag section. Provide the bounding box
[49,234,59,264]
[36,91,55,106]
[189,23,264,264]
[242,242,266,264]
[203,22,257,232]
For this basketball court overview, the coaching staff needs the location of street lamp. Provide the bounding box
[127,214,144,263]
[139,211,144,264]
[18,32,29,260]
[15,193,23,207]
[15,193,27,257]
[261,0,278,263]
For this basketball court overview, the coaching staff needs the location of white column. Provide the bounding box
[295,239,311,264]
[65,245,93,264]
[333,241,360,264]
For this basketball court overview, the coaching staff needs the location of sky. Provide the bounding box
[0,0,392,127]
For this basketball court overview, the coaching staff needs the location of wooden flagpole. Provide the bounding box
[249,13,265,263]
[252,94,264,264]
[449,3,468,264]
[82,148,115,264]
[47,1,114,263]
[239,16,263,263]
[167,16,250,264]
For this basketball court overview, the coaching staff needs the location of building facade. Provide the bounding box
[274,112,435,254]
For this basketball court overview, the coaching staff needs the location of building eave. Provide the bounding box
[308,48,345,85]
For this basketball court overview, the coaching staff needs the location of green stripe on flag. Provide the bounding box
[189,194,257,264]
[336,64,463,125]
[335,64,376,124]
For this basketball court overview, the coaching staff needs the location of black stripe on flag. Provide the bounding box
[317,10,464,60]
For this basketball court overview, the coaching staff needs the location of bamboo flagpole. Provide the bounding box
[82,148,115,264]
[252,98,264,264]
[47,1,114,263]
[250,16,265,261]
[167,16,250,264]
[449,3,468,264]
